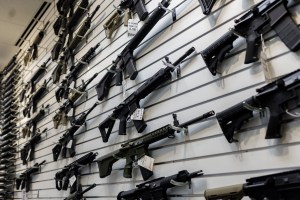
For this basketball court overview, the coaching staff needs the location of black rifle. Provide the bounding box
[104,0,148,39]
[52,102,98,161]
[24,21,50,65]
[15,160,46,192]
[3,49,22,74]
[23,78,51,118]
[98,47,195,142]
[64,183,96,200]
[201,0,300,76]
[205,169,300,200]
[68,0,90,32]
[97,111,214,179]
[117,170,203,200]
[96,0,172,100]
[198,0,217,15]
[68,5,100,51]
[22,105,49,138]
[30,57,51,93]
[55,43,100,101]
[217,69,300,143]
[20,129,46,165]
[53,73,99,129]
[51,31,66,61]
[52,55,66,84]
[54,152,97,193]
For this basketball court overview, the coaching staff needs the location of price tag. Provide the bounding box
[128,19,138,37]
[130,108,144,120]
[26,149,31,161]
[66,139,73,149]
[69,175,76,187]
[138,155,154,171]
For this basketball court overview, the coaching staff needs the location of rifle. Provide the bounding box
[64,183,96,200]
[53,73,99,129]
[201,0,300,76]
[117,170,203,200]
[104,0,148,39]
[55,43,100,101]
[30,57,51,93]
[216,69,300,143]
[3,49,22,74]
[52,55,67,84]
[23,78,51,118]
[15,160,46,192]
[205,169,300,200]
[54,152,97,193]
[68,5,100,51]
[98,47,195,142]
[68,0,90,32]
[97,111,214,179]
[52,102,98,161]
[96,0,173,100]
[24,21,50,65]
[51,32,66,61]
[22,105,49,138]
[20,129,46,165]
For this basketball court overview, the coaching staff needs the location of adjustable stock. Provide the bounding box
[97,155,119,178]
[198,0,217,15]
[98,117,116,142]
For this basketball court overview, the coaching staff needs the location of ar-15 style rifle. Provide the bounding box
[55,43,100,101]
[24,21,50,65]
[205,169,300,200]
[15,160,46,192]
[22,105,49,138]
[96,0,174,101]
[104,0,148,39]
[98,47,195,142]
[53,73,99,129]
[20,129,47,165]
[68,0,90,32]
[97,111,214,180]
[64,184,96,200]
[52,102,98,161]
[23,78,51,118]
[54,152,97,193]
[3,49,22,74]
[216,69,300,143]
[29,57,51,93]
[52,32,66,61]
[201,0,300,76]
[68,5,100,51]
[117,170,203,200]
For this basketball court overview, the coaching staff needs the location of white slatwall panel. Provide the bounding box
[13,0,300,199]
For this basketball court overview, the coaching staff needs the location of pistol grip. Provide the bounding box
[126,56,138,80]
[118,117,127,135]
[244,34,261,64]
[116,69,123,86]
[134,0,148,21]
[269,5,300,52]
[123,162,133,178]
[265,113,282,139]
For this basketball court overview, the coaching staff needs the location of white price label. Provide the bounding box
[130,108,144,120]
[128,19,138,36]
[69,175,76,187]
[66,139,73,149]
[138,155,154,171]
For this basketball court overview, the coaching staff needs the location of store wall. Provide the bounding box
[14,0,300,199]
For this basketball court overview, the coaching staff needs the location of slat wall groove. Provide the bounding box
[12,0,300,199]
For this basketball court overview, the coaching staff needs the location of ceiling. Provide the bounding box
[0,0,47,71]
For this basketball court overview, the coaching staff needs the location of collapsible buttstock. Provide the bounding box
[98,117,116,142]
[97,156,119,178]
[198,0,217,15]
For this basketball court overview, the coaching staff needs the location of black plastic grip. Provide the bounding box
[201,31,238,75]
[126,56,138,80]
[198,0,217,15]
[244,33,261,64]
[216,97,255,143]
[269,3,300,52]
[134,0,148,21]
[119,116,127,135]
